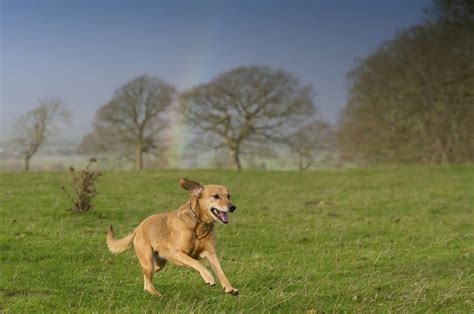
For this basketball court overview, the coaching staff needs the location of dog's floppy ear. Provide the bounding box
[179,178,204,196]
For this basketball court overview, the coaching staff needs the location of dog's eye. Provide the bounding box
[228,195,231,199]
[212,194,219,199]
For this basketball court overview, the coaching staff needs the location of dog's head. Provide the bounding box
[179,178,236,224]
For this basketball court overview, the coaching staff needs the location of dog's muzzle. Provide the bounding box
[211,208,229,224]
[210,204,236,224]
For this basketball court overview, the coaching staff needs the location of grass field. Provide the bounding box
[0,167,473,312]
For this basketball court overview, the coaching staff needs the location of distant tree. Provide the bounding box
[337,21,474,164]
[179,66,316,170]
[80,75,176,170]
[426,0,474,27]
[425,0,474,84]
[10,98,69,171]
[285,119,331,171]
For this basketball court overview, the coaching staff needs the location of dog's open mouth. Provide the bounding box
[211,207,229,224]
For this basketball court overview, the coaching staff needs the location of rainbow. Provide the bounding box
[166,25,222,168]
[166,104,189,169]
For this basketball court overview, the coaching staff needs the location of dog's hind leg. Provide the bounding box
[134,236,162,297]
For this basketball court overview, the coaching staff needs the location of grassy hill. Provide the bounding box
[0,167,473,312]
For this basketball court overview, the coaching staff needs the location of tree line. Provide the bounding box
[8,0,473,170]
[337,0,474,165]
[10,66,329,171]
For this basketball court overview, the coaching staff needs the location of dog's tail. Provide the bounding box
[107,225,135,254]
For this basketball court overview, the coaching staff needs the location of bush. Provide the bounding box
[62,158,102,213]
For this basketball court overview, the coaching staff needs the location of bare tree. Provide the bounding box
[179,66,316,170]
[80,75,176,170]
[285,119,331,171]
[10,98,69,171]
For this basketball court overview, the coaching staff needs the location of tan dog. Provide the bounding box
[106,178,238,296]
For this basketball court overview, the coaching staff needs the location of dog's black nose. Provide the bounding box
[229,204,236,212]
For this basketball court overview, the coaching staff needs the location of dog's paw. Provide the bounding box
[224,287,239,296]
[146,288,162,297]
[201,271,215,287]
[205,279,216,286]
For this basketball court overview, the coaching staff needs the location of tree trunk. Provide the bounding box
[229,145,242,170]
[135,144,143,170]
[298,155,304,171]
[298,154,311,171]
[24,155,30,171]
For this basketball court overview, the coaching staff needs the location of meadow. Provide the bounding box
[0,166,473,312]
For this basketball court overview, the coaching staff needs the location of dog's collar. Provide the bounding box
[188,201,213,226]
[188,201,214,240]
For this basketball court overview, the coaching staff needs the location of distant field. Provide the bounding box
[0,167,473,312]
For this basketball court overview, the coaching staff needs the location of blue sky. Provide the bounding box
[0,0,429,139]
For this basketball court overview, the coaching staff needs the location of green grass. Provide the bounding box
[0,167,473,312]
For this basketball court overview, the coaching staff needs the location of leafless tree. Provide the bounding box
[80,75,176,170]
[285,119,331,171]
[10,98,69,171]
[179,66,316,170]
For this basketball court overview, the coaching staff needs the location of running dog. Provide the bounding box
[106,178,238,296]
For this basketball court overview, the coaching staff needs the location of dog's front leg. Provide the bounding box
[205,251,239,295]
[168,251,216,286]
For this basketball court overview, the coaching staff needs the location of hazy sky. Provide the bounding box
[1,0,429,140]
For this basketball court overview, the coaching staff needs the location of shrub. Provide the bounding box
[62,158,102,213]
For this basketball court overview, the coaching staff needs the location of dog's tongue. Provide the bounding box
[219,211,229,223]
